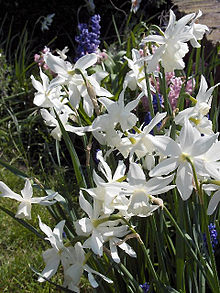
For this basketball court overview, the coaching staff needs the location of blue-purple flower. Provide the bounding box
[140,282,150,292]
[203,223,218,250]
[75,14,101,60]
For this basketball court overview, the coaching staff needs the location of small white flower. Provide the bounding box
[41,13,55,31]
[0,179,56,219]
[189,10,209,48]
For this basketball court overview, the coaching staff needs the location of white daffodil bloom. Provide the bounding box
[41,13,55,31]
[124,49,155,93]
[127,112,167,159]
[75,192,128,256]
[99,90,143,132]
[103,225,136,263]
[0,180,56,220]
[122,162,175,217]
[189,10,209,48]
[150,120,218,200]
[64,242,113,292]
[44,52,112,116]
[40,108,90,140]
[31,68,67,110]
[74,192,106,256]
[38,217,73,282]
[82,150,128,214]
[175,75,220,134]
[196,140,220,179]
[141,10,195,72]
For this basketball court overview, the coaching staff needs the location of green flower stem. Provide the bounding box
[118,262,143,293]
[201,204,220,292]
[185,157,219,290]
[164,206,218,292]
[151,75,162,113]
[159,64,172,116]
[121,218,162,290]
[176,199,186,292]
[185,156,203,204]
[93,215,161,289]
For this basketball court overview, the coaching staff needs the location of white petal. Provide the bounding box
[38,215,53,238]
[176,164,193,200]
[0,181,22,201]
[15,202,32,219]
[109,239,120,263]
[207,190,220,215]
[38,248,60,282]
[79,191,93,218]
[74,53,97,71]
[21,179,33,199]
[149,157,179,177]
[53,220,65,243]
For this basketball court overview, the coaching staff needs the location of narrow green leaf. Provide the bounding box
[0,205,45,241]
[55,111,87,189]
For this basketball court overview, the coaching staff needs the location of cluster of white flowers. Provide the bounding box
[1,9,219,292]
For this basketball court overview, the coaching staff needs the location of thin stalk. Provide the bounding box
[160,64,172,116]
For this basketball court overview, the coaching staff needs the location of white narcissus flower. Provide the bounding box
[123,162,175,217]
[38,217,73,282]
[175,75,220,134]
[141,10,195,72]
[124,49,155,94]
[40,108,91,140]
[83,150,128,214]
[74,191,106,256]
[189,10,209,48]
[0,179,56,220]
[44,52,112,117]
[31,68,67,110]
[127,112,167,159]
[64,242,113,292]
[98,90,144,132]
[150,120,218,200]
[103,225,137,263]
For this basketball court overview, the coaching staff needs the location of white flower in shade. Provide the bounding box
[123,162,175,217]
[175,75,220,134]
[56,46,69,60]
[41,13,55,31]
[38,217,71,282]
[130,0,142,13]
[0,179,56,220]
[103,225,137,263]
[141,10,195,72]
[40,108,90,140]
[44,52,112,117]
[150,120,218,200]
[63,242,113,292]
[124,49,155,93]
[189,10,209,48]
